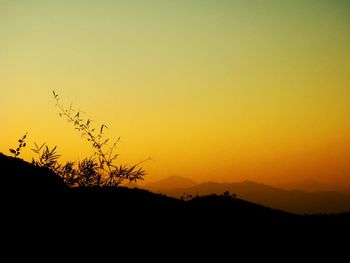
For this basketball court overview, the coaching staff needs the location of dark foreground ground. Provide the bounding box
[1,153,349,257]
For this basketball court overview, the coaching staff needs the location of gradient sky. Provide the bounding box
[1,0,350,186]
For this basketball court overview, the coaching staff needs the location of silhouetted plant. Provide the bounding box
[181,193,193,201]
[223,191,237,198]
[9,133,28,158]
[52,91,147,187]
[76,158,101,187]
[60,161,77,185]
[31,142,61,172]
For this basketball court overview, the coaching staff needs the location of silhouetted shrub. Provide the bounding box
[8,91,147,188]
[9,133,27,158]
[223,191,237,198]
[52,91,147,187]
[31,143,61,172]
[181,193,193,201]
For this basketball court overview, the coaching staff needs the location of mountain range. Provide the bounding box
[143,176,350,214]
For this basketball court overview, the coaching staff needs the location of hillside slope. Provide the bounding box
[1,152,349,239]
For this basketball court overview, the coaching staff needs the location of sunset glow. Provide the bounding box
[1,0,350,186]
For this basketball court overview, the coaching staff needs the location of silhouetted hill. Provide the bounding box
[0,152,67,194]
[147,179,350,214]
[2,152,350,248]
[0,153,297,223]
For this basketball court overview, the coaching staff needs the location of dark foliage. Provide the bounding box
[52,90,147,187]
[9,133,27,158]
[31,142,61,172]
[6,91,147,189]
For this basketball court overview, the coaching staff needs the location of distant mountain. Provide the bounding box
[146,178,350,214]
[276,178,350,193]
[144,175,197,191]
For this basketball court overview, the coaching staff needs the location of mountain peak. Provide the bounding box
[144,176,197,190]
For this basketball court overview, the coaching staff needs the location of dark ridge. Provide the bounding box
[1,152,350,246]
[0,152,67,194]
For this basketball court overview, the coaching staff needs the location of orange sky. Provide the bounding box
[1,1,350,186]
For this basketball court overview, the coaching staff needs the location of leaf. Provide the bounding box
[100,124,108,134]
[50,146,57,154]
[31,148,38,154]
[34,142,45,151]
[9,149,16,154]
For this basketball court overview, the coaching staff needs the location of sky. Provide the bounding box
[1,0,350,186]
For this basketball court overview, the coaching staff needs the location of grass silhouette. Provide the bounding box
[53,91,147,187]
[9,91,146,188]
[9,133,27,158]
